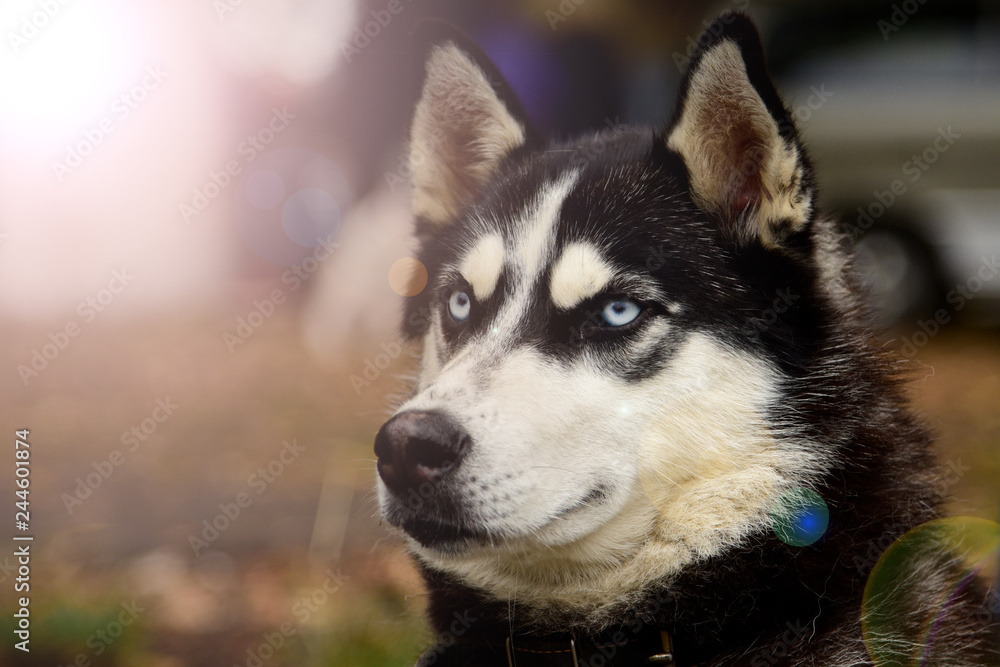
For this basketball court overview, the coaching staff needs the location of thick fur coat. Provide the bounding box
[373,13,1000,666]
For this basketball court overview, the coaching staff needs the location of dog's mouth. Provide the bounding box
[386,484,612,552]
[399,516,493,550]
[555,484,609,516]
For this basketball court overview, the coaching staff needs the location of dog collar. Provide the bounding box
[418,627,678,666]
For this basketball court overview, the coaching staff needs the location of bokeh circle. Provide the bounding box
[234,147,352,266]
[388,258,428,297]
[862,516,1000,666]
[769,487,830,547]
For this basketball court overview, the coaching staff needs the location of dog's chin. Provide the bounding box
[386,508,567,558]
[399,516,494,553]
[378,500,497,554]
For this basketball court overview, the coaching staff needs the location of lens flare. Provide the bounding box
[769,487,829,547]
[234,147,351,266]
[388,258,428,297]
[0,0,137,147]
[862,517,1000,666]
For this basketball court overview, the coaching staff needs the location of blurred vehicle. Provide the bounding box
[759,1,1000,327]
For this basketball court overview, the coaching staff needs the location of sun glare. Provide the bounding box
[0,0,136,146]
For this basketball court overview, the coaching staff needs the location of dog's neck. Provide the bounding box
[414,518,846,667]
[416,563,739,667]
[416,623,679,666]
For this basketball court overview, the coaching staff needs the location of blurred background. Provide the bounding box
[0,0,997,665]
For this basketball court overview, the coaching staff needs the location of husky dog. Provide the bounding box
[373,13,999,666]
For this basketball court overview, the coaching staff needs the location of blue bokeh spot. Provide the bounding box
[281,187,340,248]
[770,487,830,547]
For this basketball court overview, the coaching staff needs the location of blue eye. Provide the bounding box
[449,291,471,321]
[601,299,641,327]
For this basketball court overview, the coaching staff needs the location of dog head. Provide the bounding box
[375,13,842,612]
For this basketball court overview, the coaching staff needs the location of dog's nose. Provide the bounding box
[374,411,470,496]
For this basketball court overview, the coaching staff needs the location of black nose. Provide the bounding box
[374,411,470,496]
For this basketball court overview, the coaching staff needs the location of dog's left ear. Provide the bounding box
[408,22,532,230]
[666,12,814,249]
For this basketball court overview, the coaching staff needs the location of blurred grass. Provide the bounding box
[0,597,147,666]
[1,303,997,666]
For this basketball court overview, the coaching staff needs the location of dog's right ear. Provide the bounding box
[408,23,532,230]
[665,12,815,250]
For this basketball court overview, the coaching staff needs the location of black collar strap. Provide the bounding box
[417,627,676,666]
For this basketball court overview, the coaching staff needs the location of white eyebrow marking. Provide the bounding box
[460,233,505,300]
[549,241,615,310]
[490,170,580,335]
[514,170,579,283]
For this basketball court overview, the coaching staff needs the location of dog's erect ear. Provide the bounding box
[408,23,531,229]
[666,13,814,249]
